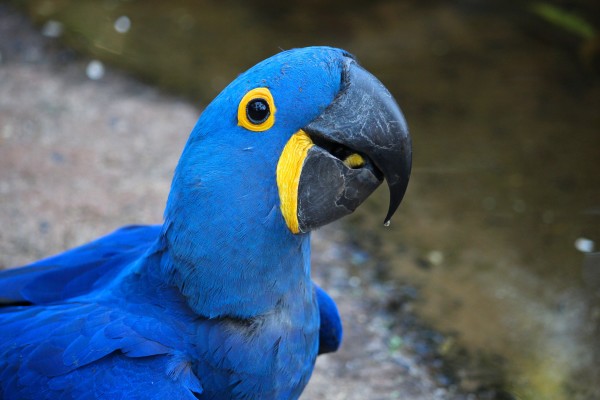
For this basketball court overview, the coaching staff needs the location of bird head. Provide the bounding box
[168,47,411,236]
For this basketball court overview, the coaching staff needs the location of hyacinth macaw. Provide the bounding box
[0,47,411,399]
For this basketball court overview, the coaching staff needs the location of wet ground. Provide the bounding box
[2,1,600,399]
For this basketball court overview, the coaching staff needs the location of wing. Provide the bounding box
[315,284,343,354]
[0,225,161,305]
[0,299,203,399]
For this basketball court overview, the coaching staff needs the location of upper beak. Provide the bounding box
[277,57,412,234]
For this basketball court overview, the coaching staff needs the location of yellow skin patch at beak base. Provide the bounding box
[276,129,314,234]
[343,153,365,168]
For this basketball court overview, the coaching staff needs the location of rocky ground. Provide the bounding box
[0,6,463,399]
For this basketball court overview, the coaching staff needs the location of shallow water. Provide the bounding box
[12,0,600,398]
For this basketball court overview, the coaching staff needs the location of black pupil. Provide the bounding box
[246,99,270,124]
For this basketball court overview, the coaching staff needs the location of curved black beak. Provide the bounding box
[297,58,412,232]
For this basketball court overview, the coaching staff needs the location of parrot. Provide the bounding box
[0,46,411,399]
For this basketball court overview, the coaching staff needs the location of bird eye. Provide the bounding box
[237,87,276,132]
[246,99,270,124]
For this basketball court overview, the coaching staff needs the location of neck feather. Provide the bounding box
[158,187,312,319]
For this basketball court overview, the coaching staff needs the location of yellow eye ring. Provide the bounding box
[237,87,276,132]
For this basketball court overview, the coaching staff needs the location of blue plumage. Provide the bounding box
[0,46,411,399]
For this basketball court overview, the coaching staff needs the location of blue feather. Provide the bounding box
[315,285,343,354]
[0,225,160,304]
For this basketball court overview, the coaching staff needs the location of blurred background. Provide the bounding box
[2,0,600,398]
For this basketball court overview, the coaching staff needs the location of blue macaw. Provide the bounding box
[0,47,411,399]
